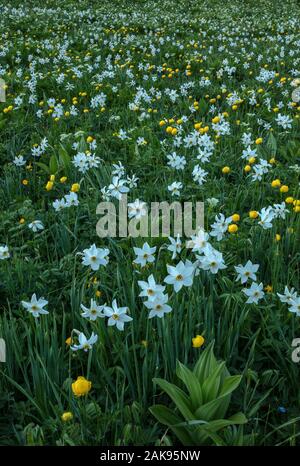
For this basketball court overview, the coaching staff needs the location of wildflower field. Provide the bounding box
[0,0,300,447]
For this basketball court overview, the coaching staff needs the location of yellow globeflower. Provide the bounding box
[228,224,238,233]
[71,183,80,193]
[271,179,281,188]
[249,210,258,219]
[61,412,73,422]
[231,214,240,222]
[255,138,263,145]
[222,166,230,174]
[45,181,53,191]
[244,165,251,172]
[86,136,94,143]
[72,376,92,397]
[192,335,205,348]
[280,185,288,193]
[285,197,293,204]
[212,116,220,124]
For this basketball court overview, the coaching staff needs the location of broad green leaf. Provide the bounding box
[153,378,195,420]
[176,361,203,408]
[35,162,50,174]
[201,361,226,403]
[149,405,196,446]
[219,375,242,397]
[49,154,58,174]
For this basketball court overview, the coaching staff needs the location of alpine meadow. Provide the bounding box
[0,0,300,447]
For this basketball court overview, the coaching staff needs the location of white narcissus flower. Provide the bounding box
[65,192,79,207]
[210,213,232,241]
[13,155,26,166]
[164,260,194,292]
[167,234,182,259]
[0,245,10,260]
[277,286,298,304]
[28,220,44,232]
[258,207,274,229]
[22,293,49,317]
[81,299,106,321]
[288,297,300,316]
[71,331,98,351]
[133,242,156,267]
[200,246,227,274]
[167,181,182,196]
[104,300,133,331]
[81,244,109,271]
[243,282,265,304]
[234,260,259,284]
[190,229,210,254]
[144,294,172,318]
[108,176,129,200]
[128,199,147,219]
[53,198,66,211]
[138,274,165,301]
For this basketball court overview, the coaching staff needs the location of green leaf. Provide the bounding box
[176,361,203,408]
[35,162,50,174]
[201,361,226,403]
[219,375,242,397]
[266,132,277,154]
[49,154,58,174]
[193,341,218,382]
[153,378,195,421]
[149,405,196,446]
[58,145,71,169]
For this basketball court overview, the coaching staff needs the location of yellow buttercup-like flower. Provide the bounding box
[192,335,205,348]
[222,166,230,174]
[72,376,92,397]
[228,224,238,233]
[61,412,73,422]
[71,183,80,193]
[249,210,258,219]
